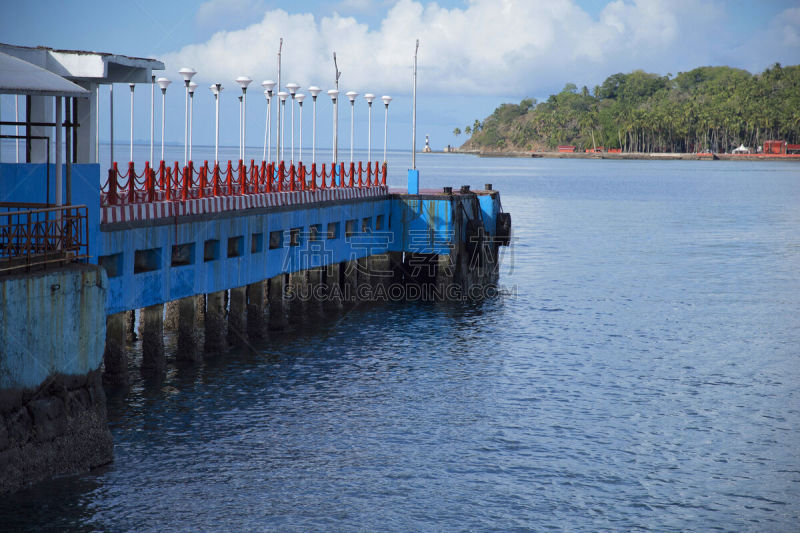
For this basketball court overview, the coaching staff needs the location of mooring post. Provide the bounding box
[141,304,165,372]
[205,291,227,353]
[103,312,128,386]
[228,286,247,346]
[176,296,201,362]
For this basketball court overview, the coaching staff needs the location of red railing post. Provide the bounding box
[381,162,387,185]
[289,164,296,191]
[127,162,136,204]
[357,161,363,187]
[278,161,285,192]
[158,160,166,189]
[225,161,234,193]
[213,163,221,196]
[144,162,154,202]
[310,163,317,190]
[238,159,246,194]
[182,166,189,200]
[347,162,354,187]
[108,167,117,205]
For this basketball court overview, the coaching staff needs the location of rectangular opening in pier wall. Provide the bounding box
[327,222,340,240]
[269,230,283,249]
[362,217,372,232]
[376,214,385,231]
[309,224,321,241]
[227,236,244,258]
[134,248,161,273]
[289,228,301,247]
[204,239,220,262]
[99,252,122,278]
[171,243,195,267]
[251,233,264,254]
[345,219,357,238]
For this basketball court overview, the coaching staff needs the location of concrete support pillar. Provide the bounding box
[325,262,344,308]
[307,268,323,309]
[268,274,286,329]
[164,299,180,330]
[141,304,165,372]
[74,82,98,164]
[196,294,206,322]
[205,291,227,353]
[228,286,247,346]
[343,260,358,302]
[125,310,137,343]
[246,281,267,339]
[176,296,201,362]
[103,312,128,386]
[367,254,392,288]
[436,253,455,291]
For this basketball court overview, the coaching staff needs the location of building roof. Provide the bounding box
[0,43,164,85]
[0,50,90,97]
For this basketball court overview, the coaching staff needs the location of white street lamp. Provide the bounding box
[262,80,276,162]
[381,95,392,163]
[236,76,252,161]
[188,81,198,162]
[278,91,289,161]
[296,93,305,162]
[210,83,223,163]
[328,89,339,164]
[129,83,135,163]
[156,77,172,162]
[179,67,196,165]
[346,91,358,163]
[364,93,375,162]
[238,95,243,160]
[149,75,154,164]
[286,82,299,163]
[308,86,321,163]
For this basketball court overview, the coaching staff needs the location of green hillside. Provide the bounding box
[459,64,800,153]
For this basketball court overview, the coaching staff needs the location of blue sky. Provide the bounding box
[2,0,799,154]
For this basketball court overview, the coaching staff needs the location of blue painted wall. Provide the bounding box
[0,163,101,263]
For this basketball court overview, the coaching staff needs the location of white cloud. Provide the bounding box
[162,0,799,97]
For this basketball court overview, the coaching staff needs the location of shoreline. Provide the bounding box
[430,150,800,162]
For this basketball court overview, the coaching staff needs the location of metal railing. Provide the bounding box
[0,203,89,274]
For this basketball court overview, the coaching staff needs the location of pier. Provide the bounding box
[0,43,510,492]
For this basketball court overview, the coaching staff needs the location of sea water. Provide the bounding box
[1,150,798,531]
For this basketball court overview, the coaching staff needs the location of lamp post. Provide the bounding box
[364,93,375,162]
[238,95,243,160]
[149,75,154,164]
[346,91,358,163]
[277,91,288,161]
[236,76,252,161]
[308,86,321,163]
[210,83,223,163]
[296,93,305,162]
[156,77,171,162]
[129,83,135,162]
[328,89,339,164]
[381,95,392,163]
[179,67,196,165]
[286,82,299,163]
[188,81,198,162]
[262,80,275,162]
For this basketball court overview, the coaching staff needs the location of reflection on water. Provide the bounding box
[1,154,799,531]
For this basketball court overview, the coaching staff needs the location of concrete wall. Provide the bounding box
[0,265,107,389]
[0,265,112,493]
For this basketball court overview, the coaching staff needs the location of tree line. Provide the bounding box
[458,64,800,153]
